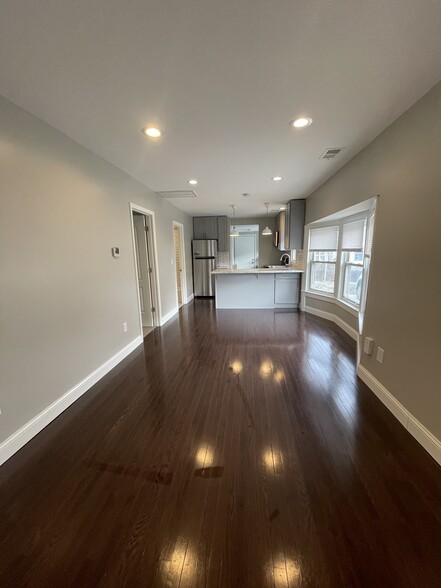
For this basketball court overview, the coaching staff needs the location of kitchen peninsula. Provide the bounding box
[213,268,303,309]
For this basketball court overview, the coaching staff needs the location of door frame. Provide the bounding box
[129,203,162,332]
[172,221,187,306]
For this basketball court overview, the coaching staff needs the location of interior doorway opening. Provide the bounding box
[130,204,161,338]
[173,221,186,308]
[231,224,259,269]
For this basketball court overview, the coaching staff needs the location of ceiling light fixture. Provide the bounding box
[290,117,313,128]
[142,127,162,138]
[262,203,272,236]
[188,179,198,185]
[230,205,239,237]
[271,176,283,181]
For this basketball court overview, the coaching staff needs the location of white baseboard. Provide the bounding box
[303,304,358,341]
[186,293,194,304]
[159,306,179,326]
[0,336,143,467]
[357,365,441,466]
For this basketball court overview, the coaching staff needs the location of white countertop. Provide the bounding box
[213,268,303,275]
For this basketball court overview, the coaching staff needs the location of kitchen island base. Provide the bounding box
[213,270,302,309]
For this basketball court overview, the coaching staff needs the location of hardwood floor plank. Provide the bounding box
[1,301,440,587]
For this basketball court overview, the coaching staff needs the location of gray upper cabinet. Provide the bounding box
[284,199,306,250]
[193,215,229,250]
[217,216,229,251]
[193,216,218,240]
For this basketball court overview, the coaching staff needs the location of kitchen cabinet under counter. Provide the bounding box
[212,268,303,309]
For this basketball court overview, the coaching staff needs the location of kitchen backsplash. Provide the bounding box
[289,249,304,269]
[217,251,230,268]
[216,249,304,269]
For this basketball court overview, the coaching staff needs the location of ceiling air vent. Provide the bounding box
[320,147,343,160]
[157,190,197,199]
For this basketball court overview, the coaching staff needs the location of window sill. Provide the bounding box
[304,291,359,317]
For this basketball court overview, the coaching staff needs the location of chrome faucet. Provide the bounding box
[280,253,291,266]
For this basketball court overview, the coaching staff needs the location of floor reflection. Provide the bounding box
[263,446,283,473]
[267,555,301,586]
[161,540,196,587]
[195,444,214,468]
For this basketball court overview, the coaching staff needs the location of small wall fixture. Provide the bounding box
[230,205,239,237]
[262,203,272,236]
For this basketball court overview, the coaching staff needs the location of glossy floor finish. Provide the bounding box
[1,301,441,587]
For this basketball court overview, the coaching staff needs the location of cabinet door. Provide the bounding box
[274,275,300,304]
[288,200,306,250]
[193,217,207,239]
[204,217,218,239]
[217,216,229,251]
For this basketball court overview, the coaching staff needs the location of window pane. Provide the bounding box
[310,262,336,293]
[312,251,337,262]
[343,264,363,305]
[347,251,363,263]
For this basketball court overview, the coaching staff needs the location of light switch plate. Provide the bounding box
[364,337,374,355]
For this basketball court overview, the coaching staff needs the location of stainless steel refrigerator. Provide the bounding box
[192,240,217,297]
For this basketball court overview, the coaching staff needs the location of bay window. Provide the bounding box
[306,213,373,311]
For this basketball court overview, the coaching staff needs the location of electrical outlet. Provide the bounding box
[123,322,128,333]
[376,347,384,364]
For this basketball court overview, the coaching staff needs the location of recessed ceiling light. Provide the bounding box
[290,117,313,128]
[142,127,162,138]
[271,176,283,181]
[188,179,198,185]
[279,206,286,211]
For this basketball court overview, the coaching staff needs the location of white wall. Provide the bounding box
[305,80,441,443]
[0,95,193,449]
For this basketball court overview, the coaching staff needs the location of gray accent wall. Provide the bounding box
[305,81,441,441]
[0,95,193,446]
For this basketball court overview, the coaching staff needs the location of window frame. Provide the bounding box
[308,249,338,296]
[305,212,369,312]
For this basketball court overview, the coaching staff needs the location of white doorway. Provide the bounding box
[232,225,259,269]
[130,204,161,337]
[173,222,186,308]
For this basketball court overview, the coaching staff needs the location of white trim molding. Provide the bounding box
[303,303,358,341]
[159,294,194,326]
[357,365,441,466]
[0,336,143,467]
[159,306,179,326]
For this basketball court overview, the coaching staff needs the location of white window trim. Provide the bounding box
[305,211,369,315]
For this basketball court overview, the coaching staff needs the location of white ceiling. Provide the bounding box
[1,1,440,217]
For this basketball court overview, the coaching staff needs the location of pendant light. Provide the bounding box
[230,205,239,237]
[262,203,272,236]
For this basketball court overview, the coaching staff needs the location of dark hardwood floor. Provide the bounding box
[1,300,440,587]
